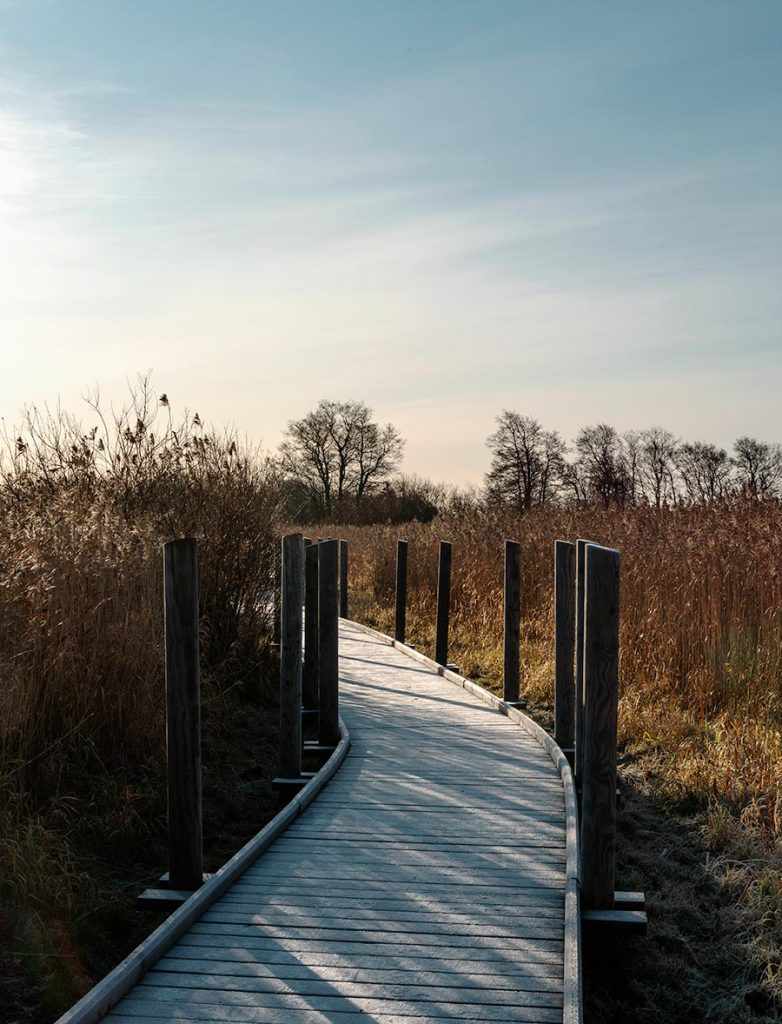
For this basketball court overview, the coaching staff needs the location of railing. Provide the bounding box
[133,530,645,934]
[58,528,645,1024]
[307,532,647,927]
[56,532,350,1024]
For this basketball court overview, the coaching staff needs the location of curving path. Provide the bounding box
[100,621,574,1024]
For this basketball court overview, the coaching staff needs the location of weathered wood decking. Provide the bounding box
[91,621,577,1024]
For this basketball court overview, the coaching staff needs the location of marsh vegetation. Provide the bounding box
[1,383,780,1022]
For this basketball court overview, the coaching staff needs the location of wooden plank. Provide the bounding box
[188,922,565,951]
[284,824,566,842]
[109,1013,561,1024]
[249,843,566,869]
[164,944,564,975]
[581,908,647,933]
[197,911,563,940]
[280,832,566,848]
[110,1011,560,1019]
[115,1001,564,1024]
[237,864,565,888]
[214,895,566,920]
[138,972,565,1007]
[124,988,565,1019]
[157,954,563,986]
[227,877,565,903]
[180,929,564,962]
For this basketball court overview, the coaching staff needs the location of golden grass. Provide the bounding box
[0,389,283,1021]
[334,500,782,1015]
[336,500,782,822]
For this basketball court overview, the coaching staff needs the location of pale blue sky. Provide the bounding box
[1,1,780,481]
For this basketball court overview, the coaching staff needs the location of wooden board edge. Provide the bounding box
[54,718,351,1024]
[342,617,583,1024]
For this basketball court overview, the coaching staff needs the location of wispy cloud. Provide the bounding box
[0,2,780,482]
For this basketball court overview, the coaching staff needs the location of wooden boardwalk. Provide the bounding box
[93,621,576,1024]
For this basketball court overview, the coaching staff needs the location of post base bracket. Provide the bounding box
[582,891,647,934]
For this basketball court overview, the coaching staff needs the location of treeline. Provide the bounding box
[276,401,782,522]
[485,413,782,511]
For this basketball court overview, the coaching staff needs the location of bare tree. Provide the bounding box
[676,442,732,503]
[279,404,339,517]
[355,415,406,501]
[622,431,643,506]
[639,427,679,508]
[279,400,404,518]
[572,423,627,506]
[539,430,568,505]
[732,436,782,497]
[485,412,565,512]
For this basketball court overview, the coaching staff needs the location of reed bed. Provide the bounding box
[338,500,782,821]
[0,390,282,1022]
[336,501,782,1018]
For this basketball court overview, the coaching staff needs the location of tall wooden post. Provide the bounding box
[278,534,304,780]
[164,538,204,892]
[554,540,576,751]
[272,542,282,645]
[338,539,348,619]
[503,540,521,702]
[395,539,408,643]
[318,539,340,747]
[303,541,319,711]
[580,543,621,910]
[435,541,452,667]
[574,538,588,783]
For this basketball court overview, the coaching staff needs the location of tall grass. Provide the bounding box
[0,381,282,1021]
[338,501,782,1014]
[338,500,782,824]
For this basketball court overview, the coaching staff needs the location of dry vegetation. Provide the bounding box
[0,382,282,1023]
[336,502,782,1022]
[2,378,781,1023]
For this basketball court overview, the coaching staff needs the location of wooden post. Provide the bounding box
[554,540,576,751]
[164,538,204,892]
[580,543,621,911]
[278,534,304,780]
[318,539,340,746]
[435,541,452,666]
[272,542,282,645]
[303,541,319,711]
[574,538,587,783]
[339,539,348,619]
[503,540,521,702]
[395,539,408,643]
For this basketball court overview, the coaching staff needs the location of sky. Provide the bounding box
[0,1,780,484]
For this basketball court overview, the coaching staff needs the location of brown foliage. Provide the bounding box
[337,498,782,820]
